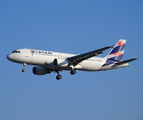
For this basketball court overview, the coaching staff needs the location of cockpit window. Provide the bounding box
[12,51,16,53]
[12,51,20,53]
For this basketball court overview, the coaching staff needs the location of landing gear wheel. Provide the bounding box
[22,69,26,72]
[70,70,76,75]
[56,75,62,80]
[55,70,62,80]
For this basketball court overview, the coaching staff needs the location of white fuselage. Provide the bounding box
[7,48,129,71]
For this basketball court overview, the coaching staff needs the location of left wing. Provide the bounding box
[67,46,112,66]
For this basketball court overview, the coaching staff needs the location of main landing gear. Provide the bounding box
[22,63,26,72]
[55,69,76,80]
[70,70,76,75]
[70,65,76,75]
[56,71,62,80]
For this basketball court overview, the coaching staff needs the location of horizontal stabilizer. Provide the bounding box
[115,58,138,65]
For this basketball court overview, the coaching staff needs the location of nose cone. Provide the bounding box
[7,54,10,60]
[7,54,13,61]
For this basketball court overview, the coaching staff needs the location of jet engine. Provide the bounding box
[33,67,51,75]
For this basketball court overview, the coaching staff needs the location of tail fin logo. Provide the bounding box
[103,39,126,66]
[117,41,125,46]
[113,52,123,56]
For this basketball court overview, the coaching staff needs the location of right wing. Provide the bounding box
[67,46,112,66]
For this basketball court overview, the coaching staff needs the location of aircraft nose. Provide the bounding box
[7,54,12,60]
[7,54,10,60]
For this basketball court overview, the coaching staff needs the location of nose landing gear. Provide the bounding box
[22,63,26,72]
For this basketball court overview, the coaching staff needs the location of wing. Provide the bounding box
[67,46,112,66]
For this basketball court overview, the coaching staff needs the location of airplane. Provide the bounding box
[7,39,137,80]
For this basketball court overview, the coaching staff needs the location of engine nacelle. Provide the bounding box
[33,67,50,75]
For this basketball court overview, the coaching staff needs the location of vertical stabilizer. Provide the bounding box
[104,39,126,66]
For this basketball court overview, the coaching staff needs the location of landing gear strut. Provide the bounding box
[70,65,76,75]
[56,71,62,80]
[22,63,26,72]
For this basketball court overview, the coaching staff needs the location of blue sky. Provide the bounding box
[0,0,143,120]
